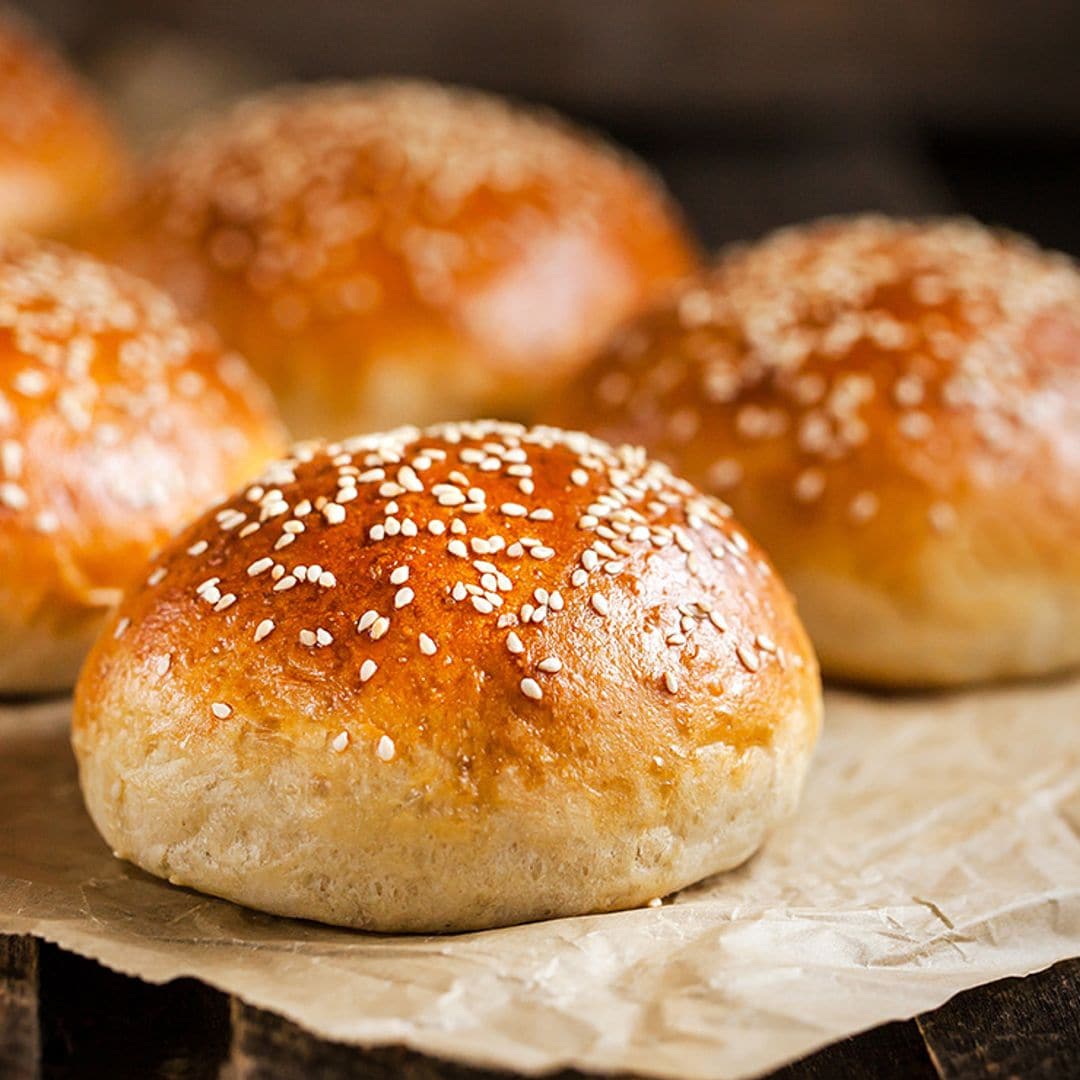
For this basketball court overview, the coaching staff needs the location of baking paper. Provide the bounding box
[1,679,1078,1079]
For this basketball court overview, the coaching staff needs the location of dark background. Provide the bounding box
[14,0,1080,254]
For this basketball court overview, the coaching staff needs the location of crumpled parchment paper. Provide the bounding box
[1,679,1078,1080]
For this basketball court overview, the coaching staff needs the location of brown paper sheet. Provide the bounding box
[1,680,1078,1080]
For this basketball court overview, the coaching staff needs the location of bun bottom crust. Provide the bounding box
[75,698,815,933]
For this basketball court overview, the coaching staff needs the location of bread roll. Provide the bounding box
[89,81,696,438]
[546,216,1080,686]
[73,421,820,932]
[0,235,286,694]
[0,13,128,237]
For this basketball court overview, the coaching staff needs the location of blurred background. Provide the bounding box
[13,0,1080,253]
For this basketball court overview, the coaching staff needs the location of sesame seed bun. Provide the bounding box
[545,215,1080,687]
[0,235,287,695]
[87,81,696,440]
[72,421,820,932]
[0,13,129,237]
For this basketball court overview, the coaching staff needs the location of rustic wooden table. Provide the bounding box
[2,936,1077,1079]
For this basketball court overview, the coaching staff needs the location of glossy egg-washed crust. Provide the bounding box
[74,422,821,930]
[0,13,129,237]
[0,235,287,694]
[548,216,1080,686]
[88,81,696,438]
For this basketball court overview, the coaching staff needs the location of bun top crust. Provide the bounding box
[91,81,695,421]
[0,235,286,617]
[75,421,819,805]
[0,14,128,235]
[552,216,1080,554]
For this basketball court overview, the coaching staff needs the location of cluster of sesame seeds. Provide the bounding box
[134,81,671,327]
[0,236,265,534]
[591,216,1080,530]
[137,420,795,762]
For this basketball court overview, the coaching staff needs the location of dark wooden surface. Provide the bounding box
[15,0,1080,257]
[1,935,1077,1079]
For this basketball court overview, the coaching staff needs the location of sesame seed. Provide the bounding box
[299,629,317,646]
[419,632,437,655]
[154,654,171,676]
[214,593,237,612]
[254,619,275,642]
[390,566,410,585]
[0,440,22,479]
[793,468,826,503]
[928,501,958,533]
[520,677,543,701]
[248,557,274,576]
[737,645,761,673]
[500,501,527,517]
[147,567,168,587]
[0,482,28,510]
[590,593,609,616]
[187,540,209,556]
[376,734,396,761]
[506,631,525,654]
[395,586,415,608]
[537,657,562,673]
[34,511,59,534]
[849,491,880,524]
[360,659,378,683]
[316,628,333,646]
[113,617,130,639]
[663,671,679,694]
[323,502,346,525]
[370,616,390,640]
[211,702,232,719]
[331,731,350,752]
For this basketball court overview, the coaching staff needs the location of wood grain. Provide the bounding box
[918,957,1080,1080]
[0,935,38,1080]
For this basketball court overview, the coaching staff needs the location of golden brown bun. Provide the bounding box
[72,421,821,932]
[0,235,287,694]
[87,81,697,439]
[546,216,1080,687]
[0,13,129,237]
